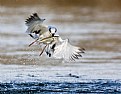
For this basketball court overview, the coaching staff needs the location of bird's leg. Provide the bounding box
[46,45,52,57]
[39,44,48,56]
[29,38,39,47]
[45,45,49,55]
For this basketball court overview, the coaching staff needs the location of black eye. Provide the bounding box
[49,28,51,33]
[55,28,57,32]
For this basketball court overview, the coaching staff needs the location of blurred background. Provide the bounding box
[0,0,121,64]
[0,0,121,93]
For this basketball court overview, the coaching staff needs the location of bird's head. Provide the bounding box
[48,26,57,36]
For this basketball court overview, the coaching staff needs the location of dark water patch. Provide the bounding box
[0,79,121,93]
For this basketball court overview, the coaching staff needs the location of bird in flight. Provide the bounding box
[25,13,85,62]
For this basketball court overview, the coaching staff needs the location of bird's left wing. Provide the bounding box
[53,39,85,61]
[25,13,47,35]
[25,13,45,27]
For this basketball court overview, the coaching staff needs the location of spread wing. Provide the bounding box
[25,13,45,26]
[53,39,85,61]
[25,13,47,35]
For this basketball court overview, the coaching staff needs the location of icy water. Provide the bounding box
[0,0,121,93]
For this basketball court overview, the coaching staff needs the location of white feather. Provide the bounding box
[25,13,85,62]
[25,13,52,39]
[53,38,83,61]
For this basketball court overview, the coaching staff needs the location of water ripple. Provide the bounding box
[0,80,121,93]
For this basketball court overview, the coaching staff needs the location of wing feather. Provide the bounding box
[25,13,47,35]
[25,13,45,26]
[53,39,84,61]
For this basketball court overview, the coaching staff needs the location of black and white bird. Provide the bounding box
[25,13,85,62]
[35,35,85,62]
[25,13,57,39]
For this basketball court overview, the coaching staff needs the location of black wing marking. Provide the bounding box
[70,48,85,61]
[51,43,56,51]
[25,13,45,26]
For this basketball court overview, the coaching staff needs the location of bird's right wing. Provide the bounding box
[53,39,85,61]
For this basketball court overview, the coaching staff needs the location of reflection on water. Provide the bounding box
[0,0,121,93]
